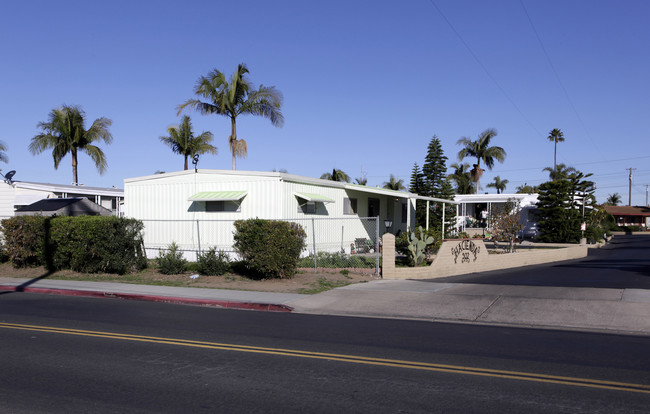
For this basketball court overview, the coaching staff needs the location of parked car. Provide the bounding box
[518,222,539,240]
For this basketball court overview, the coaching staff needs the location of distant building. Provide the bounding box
[0,180,123,218]
[454,193,540,237]
[14,197,113,217]
[603,205,650,230]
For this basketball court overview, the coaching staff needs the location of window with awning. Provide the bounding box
[293,192,334,204]
[188,191,247,201]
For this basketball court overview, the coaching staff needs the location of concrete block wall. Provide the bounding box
[381,234,588,280]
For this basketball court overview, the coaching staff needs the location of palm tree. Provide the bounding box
[515,183,539,194]
[177,63,283,170]
[29,105,112,185]
[0,141,8,164]
[355,176,368,185]
[320,169,350,182]
[547,128,564,171]
[382,174,405,191]
[486,176,509,194]
[543,163,576,181]
[159,116,217,170]
[456,128,506,194]
[448,162,473,194]
[605,193,622,206]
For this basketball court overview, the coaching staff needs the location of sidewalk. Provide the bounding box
[1,277,649,336]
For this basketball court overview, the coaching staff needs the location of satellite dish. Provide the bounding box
[5,170,16,181]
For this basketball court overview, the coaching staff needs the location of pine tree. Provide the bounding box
[422,136,447,197]
[420,136,456,236]
[537,170,594,243]
[409,163,427,227]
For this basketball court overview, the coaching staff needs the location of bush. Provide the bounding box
[1,216,147,273]
[1,216,49,267]
[296,251,375,269]
[395,232,410,256]
[49,216,147,274]
[157,242,187,275]
[233,219,306,279]
[197,247,230,276]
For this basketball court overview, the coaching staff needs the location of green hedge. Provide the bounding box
[1,216,49,267]
[1,216,147,274]
[233,219,306,279]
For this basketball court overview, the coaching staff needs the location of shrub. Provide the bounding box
[49,216,147,274]
[157,242,187,275]
[233,219,306,279]
[296,251,375,268]
[395,232,410,256]
[1,216,49,268]
[1,216,147,273]
[197,247,230,276]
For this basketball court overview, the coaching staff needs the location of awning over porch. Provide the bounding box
[188,191,247,201]
[293,192,335,203]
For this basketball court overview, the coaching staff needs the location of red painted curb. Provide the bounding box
[0,285,293,313]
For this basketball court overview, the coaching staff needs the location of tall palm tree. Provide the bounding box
[543,163,576,181]
[382,174,405,191]
[456,128,506,194]
[177,63,283,170]
[605,193,622,206]
[448,162,473,194]
[355,176,368,185]
[320,169,350,182]
[0,141,8,164]
[486,176,509,194]
[515,183,539,194]
[159,116,217,170]
[29,105,112,185]
[547,128,564,171]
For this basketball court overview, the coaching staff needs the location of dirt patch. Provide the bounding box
[0,262,378,294]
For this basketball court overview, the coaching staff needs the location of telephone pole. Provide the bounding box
[646,184,649,207]
[626,168,636,206]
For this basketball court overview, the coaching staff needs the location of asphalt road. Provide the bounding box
[1,292,648,413]
[435,234,650,289]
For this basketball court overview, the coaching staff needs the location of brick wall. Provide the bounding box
[381,234,587,280]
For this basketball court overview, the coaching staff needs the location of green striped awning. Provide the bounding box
[293,192,334,203]
[188,191,247,201]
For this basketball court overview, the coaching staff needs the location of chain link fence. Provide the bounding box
[140,217,380,276]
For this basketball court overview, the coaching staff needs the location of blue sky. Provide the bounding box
[1,0,649,205]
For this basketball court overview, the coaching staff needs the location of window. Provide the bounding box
[205,201,241,212]
[298,201,317,214]
[368,198,380,217]
[401,203,407,223]
[343,198,357,215]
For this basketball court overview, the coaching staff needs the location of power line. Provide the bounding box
[519,0,605,160]
[428,0,543,137]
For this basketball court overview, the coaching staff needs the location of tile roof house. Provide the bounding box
[603,205,650,230]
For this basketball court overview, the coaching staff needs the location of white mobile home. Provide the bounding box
[124,170,455,257]
[0,179,124,218]
[454,193,539,237]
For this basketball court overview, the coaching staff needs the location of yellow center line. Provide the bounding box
[1,322,648,394]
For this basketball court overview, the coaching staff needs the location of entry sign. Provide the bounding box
[581,222,586,231]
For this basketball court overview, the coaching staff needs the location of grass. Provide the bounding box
[297,277,352,294]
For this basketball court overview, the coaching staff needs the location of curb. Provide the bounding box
[0,285,294,313]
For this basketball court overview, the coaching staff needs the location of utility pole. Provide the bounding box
[646,184,649,207]
[626,168,636,206]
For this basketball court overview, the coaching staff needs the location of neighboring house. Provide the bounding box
[603,205,650,230]
[0,179,124,218]
[124,169,456,257]
[454,193,540,237]
[15,197,113,217]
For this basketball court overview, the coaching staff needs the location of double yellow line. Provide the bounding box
[1,322,648,394]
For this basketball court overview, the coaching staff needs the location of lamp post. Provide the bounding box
[384,219,393,234]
